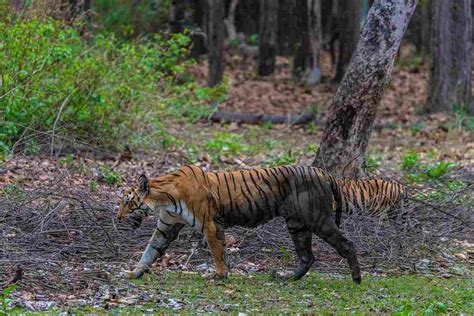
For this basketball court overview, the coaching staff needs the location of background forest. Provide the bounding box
[0,0,473,313]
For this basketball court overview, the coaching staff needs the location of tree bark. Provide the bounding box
[334,0,361,82]
[426,0,472,114]
[277,0,298,55]
[258,0,278,76]
[293,0,308,77]
[235,0,259,35]
[406,0,431,54]
[207,0,225,87]
[313,0,418,178]
[169,0,183,33]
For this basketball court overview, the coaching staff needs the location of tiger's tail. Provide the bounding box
[326,174,344,227]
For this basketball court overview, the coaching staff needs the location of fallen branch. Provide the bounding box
[210,111,316,125]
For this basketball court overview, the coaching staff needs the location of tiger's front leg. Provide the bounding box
[123,223,184,279]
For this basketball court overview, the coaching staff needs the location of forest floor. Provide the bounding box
[1,49,473,313]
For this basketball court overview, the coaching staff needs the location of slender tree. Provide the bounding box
[11,0,23,12]
[258,0,278,76]
[426,0,472,114]
[313,0,418,177]
[207,0,225,87]
[293,0,322,85]
[301,0,322,85]
[66,0,90,21]
[277,0,298,55]
[334,0,361,82]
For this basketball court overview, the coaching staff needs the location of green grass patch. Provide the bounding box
[62,272,474,314]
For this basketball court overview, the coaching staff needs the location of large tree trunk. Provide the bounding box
[334,0,361,82]
[207,0,225,87]
[258,0,278,76]
[313,0,418,178]
[235,0,259,35]
[426,0,472,114]
[277,0,298,55]
[406,0,431,54]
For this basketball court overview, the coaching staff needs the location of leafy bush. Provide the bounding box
[0,18,220,156]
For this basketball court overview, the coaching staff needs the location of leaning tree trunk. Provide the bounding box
[334,0,361,82]
[207,0,225,87]
[313,0,418,178]
[258,0,278,76]
[426,0,472,114]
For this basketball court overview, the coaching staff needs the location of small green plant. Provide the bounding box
[396,55,424,72]
[261,121,274,130]
[205,132,247,158]
[247,34,258,46]
[89,180,98,192]
[305,122,318,134]
[366,155,381,173]
[424,301,448,315]
[401,151,420,170]
[59,154,75,167]
[306,144,318,152]
[228,37,241,48]
[264,151,298,167]
[2,184,25,202]
[425,161,455,179]
[410,122,425,136]
[99,166,121,185]
[279,247,292,266]
[1,284,17,315]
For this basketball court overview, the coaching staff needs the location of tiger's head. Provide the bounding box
[116,174,151,229]
[116,173,181,229]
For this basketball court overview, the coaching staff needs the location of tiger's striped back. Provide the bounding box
[334,179,408,221]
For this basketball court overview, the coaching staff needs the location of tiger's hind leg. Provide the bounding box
[203,221,227,279]
[312,218,361,284]
[287,224,315,280]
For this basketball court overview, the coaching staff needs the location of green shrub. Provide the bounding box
[0,18,200,155]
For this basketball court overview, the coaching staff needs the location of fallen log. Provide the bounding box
[210,111,316,125]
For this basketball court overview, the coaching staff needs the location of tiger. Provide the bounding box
[116,165,362,284]
[333,179,408,225]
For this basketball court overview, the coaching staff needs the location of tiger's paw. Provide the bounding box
[212,272,228,280]
[204,272,228,281]
[120,268,145,279]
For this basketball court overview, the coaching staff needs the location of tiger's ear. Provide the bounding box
[138,174,149,196]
